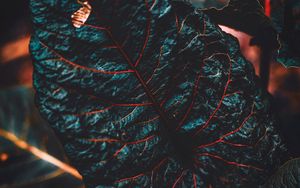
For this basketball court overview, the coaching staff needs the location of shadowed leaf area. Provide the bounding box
[30,0,288,187]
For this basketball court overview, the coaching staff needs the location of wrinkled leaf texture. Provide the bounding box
[30,0,287,187]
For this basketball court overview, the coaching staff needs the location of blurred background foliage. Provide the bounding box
[0,0,299,187]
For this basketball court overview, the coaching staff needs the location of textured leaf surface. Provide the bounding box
[30,0,287,187]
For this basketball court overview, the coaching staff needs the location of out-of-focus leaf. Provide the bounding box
[264,158,300,188]
[270,0,300,68]
[203,0,279,49]
[0,87,83,187]
[30,0,287,187]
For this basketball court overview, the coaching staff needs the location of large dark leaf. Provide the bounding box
[30,0,287,187]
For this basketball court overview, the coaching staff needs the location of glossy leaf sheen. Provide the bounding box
[30,0,286,187]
